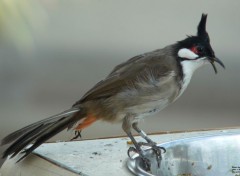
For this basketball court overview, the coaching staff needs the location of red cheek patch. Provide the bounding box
[190,46,198,54]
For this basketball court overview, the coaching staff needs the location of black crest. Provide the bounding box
[197,14,209,42]
[177,13,210,49]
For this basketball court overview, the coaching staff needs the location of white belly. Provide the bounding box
[128,98,169,120]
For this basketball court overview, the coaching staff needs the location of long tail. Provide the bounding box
[1,108,86,162]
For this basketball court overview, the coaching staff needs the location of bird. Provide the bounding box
[1,14,224,168]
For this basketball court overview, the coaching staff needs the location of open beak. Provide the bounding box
[208,57,225,74]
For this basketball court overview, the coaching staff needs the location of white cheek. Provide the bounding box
[178,48,199,60]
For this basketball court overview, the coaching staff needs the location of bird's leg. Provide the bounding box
[132,122,155,144]
[132,122,166,167]
[122,116,151,171]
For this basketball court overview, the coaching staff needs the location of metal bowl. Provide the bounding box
[127,132,240,176]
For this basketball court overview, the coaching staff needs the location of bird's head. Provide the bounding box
[177,14,225,73]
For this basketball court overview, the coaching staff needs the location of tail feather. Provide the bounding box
[17,115,78,162]
[1,108,80,146]
[1,108,85,161]
[3,123,52,159]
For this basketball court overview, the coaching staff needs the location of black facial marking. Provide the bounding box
[175,13,215,60]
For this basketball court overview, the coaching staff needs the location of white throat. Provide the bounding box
[178,59,207,98]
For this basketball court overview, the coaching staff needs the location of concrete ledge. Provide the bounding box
[0,153,79,176]
[1,128,240,176]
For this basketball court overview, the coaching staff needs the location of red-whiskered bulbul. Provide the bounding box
[1,14,224,168]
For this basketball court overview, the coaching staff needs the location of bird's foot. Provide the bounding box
[127,146,151,171]
[138,142,166,167]
[70,131,82,141]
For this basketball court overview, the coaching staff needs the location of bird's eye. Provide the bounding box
[196,46,204,53]
[190,45,204,55]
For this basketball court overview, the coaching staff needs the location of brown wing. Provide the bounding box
[78,55,146,102]
[74,49,178,105]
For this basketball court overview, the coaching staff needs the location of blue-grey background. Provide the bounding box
[0,0,239,166]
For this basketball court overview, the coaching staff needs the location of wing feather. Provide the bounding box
[74,50,179,105]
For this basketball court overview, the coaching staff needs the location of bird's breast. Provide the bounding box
[112,78,179,120]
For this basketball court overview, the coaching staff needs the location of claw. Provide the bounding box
[127,146,138,159]
[138,142,166,168]
[160,146,166,153]
[71,131,82,141]
[152,145,166,154]
[153,148,162,167]
[135,141,166,168]
[127,146,151,171]
[151,145,166,168]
